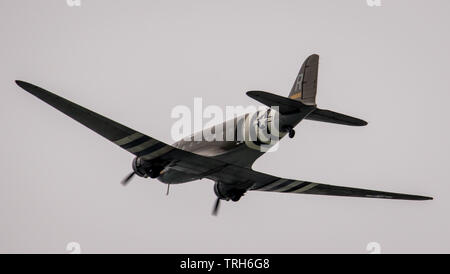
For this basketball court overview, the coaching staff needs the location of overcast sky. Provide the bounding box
[1,0,449,253]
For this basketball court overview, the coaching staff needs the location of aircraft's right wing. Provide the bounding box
[15,80,226,178]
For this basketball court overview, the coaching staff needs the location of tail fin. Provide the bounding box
[288,54,319,106]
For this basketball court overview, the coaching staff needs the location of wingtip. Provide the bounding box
[348,117,368,126]
[246,90,259,96]
[359,120,368,126]
[15,80,30,90]
[415,195,433,201]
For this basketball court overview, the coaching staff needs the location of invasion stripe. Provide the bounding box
[136,142,166,157]
[256,179,287,191]
[271,180,303,192]
[121,136,151,149]
[251,179,280,190]
[141,145,174,161]
[128,139,159,153]
[282,181,310,193]
[292,183,319,193]
[114,133,143,146]
[266,179,297,192]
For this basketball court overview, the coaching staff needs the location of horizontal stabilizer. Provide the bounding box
[246,90,315,115]
[305,108,368,126]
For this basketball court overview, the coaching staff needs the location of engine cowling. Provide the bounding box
[214,182,246,202]
[132,157,164,178]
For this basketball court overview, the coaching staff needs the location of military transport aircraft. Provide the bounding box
[16,54,432,215]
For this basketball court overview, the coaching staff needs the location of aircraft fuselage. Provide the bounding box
[158,107,313,185]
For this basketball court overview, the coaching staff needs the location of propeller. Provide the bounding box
[121,171,135,186]
[212,198,221,216]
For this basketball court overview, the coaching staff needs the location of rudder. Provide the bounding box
[288,54,319,106]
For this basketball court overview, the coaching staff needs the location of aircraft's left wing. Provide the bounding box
[246,171,432,200]
[202,163,432,200]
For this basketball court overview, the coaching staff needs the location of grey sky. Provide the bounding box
[0,0,449,253]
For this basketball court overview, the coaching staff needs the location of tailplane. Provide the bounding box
[247,54,367,127]
[306,108,367,126]
[246,90,367,127]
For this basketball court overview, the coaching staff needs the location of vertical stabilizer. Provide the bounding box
[288,54,319,106]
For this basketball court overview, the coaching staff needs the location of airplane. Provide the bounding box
[15,54,432,215]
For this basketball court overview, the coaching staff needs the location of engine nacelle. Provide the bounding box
[132,157,164,178]
[214,182,246,202]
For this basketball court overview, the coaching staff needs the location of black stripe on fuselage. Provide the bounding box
[282,182,310,193]
[136,142,166,157]
[120,136,151,149]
